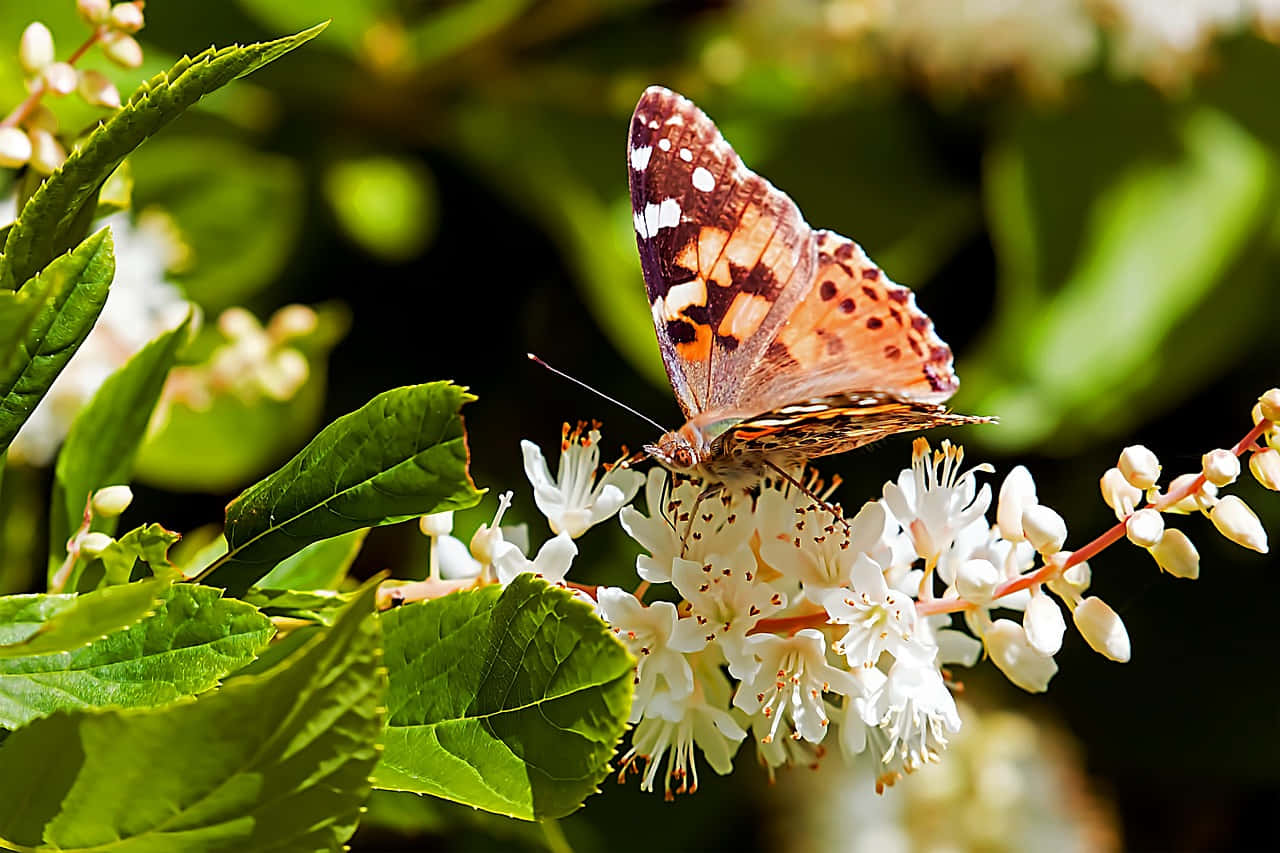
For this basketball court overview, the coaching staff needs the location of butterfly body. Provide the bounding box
[629,87,987,485]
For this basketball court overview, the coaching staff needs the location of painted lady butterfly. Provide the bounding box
[629,86,987,489]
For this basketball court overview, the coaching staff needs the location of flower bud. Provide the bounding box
[91,485,133,518]
[955,558,999,603]
[101,31,142,68]
[985,619,1058,693]
[419,511,454,538]
[1125,508,1164,549]
[997,465,1037,542]
[218,307,262,339]
[267,304,318,341]
[25,104,57,133]
[1150,528,1199,579]
[108,2,145,33]
[1100,467,1142,518]
[78,69,120,108]
[41,62,77,96]
[1045,551,1090,600]
[78,0,111,23]
[1250,448,1280,491]
[1201,449,1240,488]
[1209,495,1268,553]
[257,349,308,400]
[1118,445,1160,490]
[1158,473,1217,514]
[19,22,54,75]
[27,128,65,174]
[1073,597,1130,662]
[1260,388,1280,423]
[78,531,115,558]
[0,127,32,168]
[1023,591,1066,656]
[1021,504,1067,554]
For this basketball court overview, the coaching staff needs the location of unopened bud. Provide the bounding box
[25,104,57,133]
[1201,449,1240,488]
[27,128,65,174]
[1023,591,1066,656]
[101,31,142,68]
[1260,388,1280,423]
[78,531,115,558]
[985,619,1058,693]
[1150,528,1199,579]
[77,0,111,23]
[19,22,54,75]
[1021,504,1067,554]
[267,304,318,341]
[1158,472,1217,514]
[996,465,1037,543]
[218,307,262,339]
[1073,597,1130,663]
[41,62,77,96]
[1100,467,1142,519]
[955,558,1000,603]
[1118,445,1161,490]
[257,349,309,400]
[1250,448,1280,491]
[418,511,454,538]
[0,127,32,168]
[1209,495,1268,553]
[78,69,120,108]
[108,2,145,32]
[91,485,133,518]
[1125,508,1164,549]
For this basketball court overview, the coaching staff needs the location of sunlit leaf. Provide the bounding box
[0,578,164,659]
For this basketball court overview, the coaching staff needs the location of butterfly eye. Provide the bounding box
[674,445,695,468]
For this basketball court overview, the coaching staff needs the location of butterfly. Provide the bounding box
[629,86,988,490]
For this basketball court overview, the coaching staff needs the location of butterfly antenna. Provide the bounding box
[527,353,668,434]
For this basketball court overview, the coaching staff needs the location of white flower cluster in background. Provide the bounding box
[417,391,1279,797]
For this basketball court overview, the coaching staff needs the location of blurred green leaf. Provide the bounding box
[50,315,190,589]
[244,587,353,626]
[257,526,367,591]
[0,584,382,852]
[0,583,272,729]
[130,136,304,311]
[0,228,113,455]
[0,577,164,659]
[92,523,182,586]
[0,22,328,291]
[236,0,387,52]
[204,382,483,596]
[324,155,438,262]
[373,575,634,820]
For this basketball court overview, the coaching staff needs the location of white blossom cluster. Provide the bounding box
[419,393,1279,798]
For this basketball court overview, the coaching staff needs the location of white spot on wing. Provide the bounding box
[666,114,684,126]
[692,166,715,192]
[630,145,652,171]
[658,138,671,152]
[679,148,693,162]
[636,198,683,238]
[648,120,660,129]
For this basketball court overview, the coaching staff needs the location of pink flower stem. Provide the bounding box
[0,27,105,130]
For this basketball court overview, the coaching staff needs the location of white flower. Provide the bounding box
[597,587,707,723]
[494,530,577,586]
[996,465,1037,543]
[1023,590,1066,656]
[671,554,785,678]
[1021,504,1067,555]
[521,422,642,538]
[1100,466,1143,519]
[862,656,962,789]
[619,468,751,583]
[1201,448,1240,487]
[824,554,921,669]
[1073,597,1131,663]
[882,438,992,570]
[1150,528,1200,579]
[618,659,745,799]
[1125,508,1165,549]
[1209,494,1268,553]
[983,619,1058,693]
[761,499,889,604]
[1118,444,1161,490]
[733,628,859,744]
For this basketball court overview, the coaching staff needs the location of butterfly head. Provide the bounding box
[644,423,712,472]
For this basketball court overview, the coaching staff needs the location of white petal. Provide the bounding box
[520,439,557,492]
[985,619,1058,693]
[1073,597,1130,662]
[996,465,1037,542]
[1023,591,1066,656]
[531,531,578,583]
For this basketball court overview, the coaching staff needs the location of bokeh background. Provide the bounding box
[4,1,1280,850]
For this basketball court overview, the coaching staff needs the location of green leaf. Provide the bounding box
[0,578,164,659]
[204,382,483,596]
[0,23,328,292]
[373,575,634,820]
[244,588,353,627]
[0,583,272,730]
[324,155,438,262]
[0,584,384,852]
[0,229,114,454]
[92,523,182,586]
[50,317,191,589]
[257,527,367,591]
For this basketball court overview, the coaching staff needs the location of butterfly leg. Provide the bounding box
[679,481,724,556]
[763,460,851,534]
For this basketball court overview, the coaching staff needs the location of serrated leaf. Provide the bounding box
[50,316,190,590]
[0,578,164,659]
[0,23,327,292]
[0,228,113,454]
[0,584,384,852]
[373,575,634,820]
[257,527,367,591]
[0,583,272,729]
[93,523,181,586]
[203,382,483,596]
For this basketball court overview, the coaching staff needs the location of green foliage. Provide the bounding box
[324,155,438,262]
[244,588,353,627]
[373,575,634,820]
[0,585,384,852]
[206,382,484,596]
[0,229,113,454]
[50,317,190,589]
[0,22,328,292]
[0,583,272,730]
[92,523,182,586]
[0,577,164,659]
[257,527,367,591]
